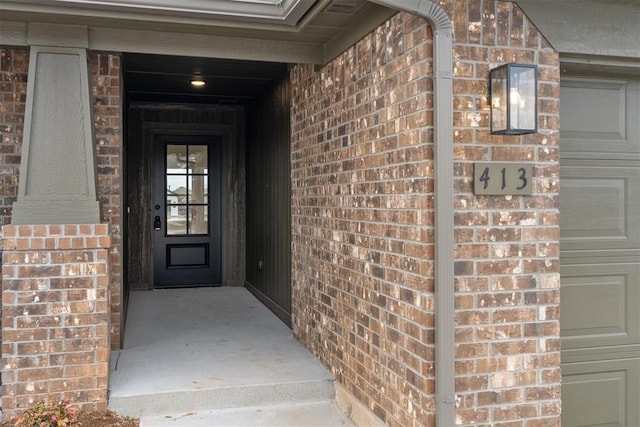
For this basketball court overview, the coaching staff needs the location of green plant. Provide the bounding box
[14,397,78,427]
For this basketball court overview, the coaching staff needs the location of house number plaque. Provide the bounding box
[473,163,533,195]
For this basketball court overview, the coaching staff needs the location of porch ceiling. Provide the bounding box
[123,53,290,104]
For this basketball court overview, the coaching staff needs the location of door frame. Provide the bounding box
[125,115,246,292]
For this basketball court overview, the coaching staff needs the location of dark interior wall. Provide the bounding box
[246,75,292,326]
[126,104,246,289]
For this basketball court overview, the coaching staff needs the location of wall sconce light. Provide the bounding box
[489,63,537,135]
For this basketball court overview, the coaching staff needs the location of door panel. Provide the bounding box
[560,75,640,426]
[560,161,640,256]
[561,263,640,350]
[153,134,222,287]
[560,78,640,158]
[563,359,640,427]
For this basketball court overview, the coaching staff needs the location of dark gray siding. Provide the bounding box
[246,76,292,326]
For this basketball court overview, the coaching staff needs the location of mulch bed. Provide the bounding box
[1,410,140,427]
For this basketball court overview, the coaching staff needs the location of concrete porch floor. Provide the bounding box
[108,287,354,426]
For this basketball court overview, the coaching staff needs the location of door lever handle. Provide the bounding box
[154,216,161,231]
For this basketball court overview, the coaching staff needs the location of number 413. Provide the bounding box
[473,163,533,195]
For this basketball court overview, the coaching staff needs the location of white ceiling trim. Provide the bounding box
[1,0,319,25]
[0,21,327,63]
[89,26,325,63]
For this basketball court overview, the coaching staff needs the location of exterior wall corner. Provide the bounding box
[290,2,560,425]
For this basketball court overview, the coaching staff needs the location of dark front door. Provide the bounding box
[153,134,222,287]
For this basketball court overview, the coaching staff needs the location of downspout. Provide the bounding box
[368,1,455,426]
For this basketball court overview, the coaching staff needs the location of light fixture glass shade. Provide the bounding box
[490,63,537,135]
[190,79,206,87]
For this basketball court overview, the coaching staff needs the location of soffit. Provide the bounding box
[516,0,640,59]
[0,0,318,26]
[3,0,639,46]
[4,1,638,64]
[0,0,396,64]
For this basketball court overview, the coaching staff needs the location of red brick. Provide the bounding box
[291,4,559,424]
[2,221,112,415]
[16,367,63,382]
[1,4,562,424]
[478,389,522,406]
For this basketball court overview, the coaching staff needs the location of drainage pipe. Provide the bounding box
[369,1,455,426]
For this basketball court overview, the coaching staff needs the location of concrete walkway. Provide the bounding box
[136,401,353,426]
[108,287,354,426]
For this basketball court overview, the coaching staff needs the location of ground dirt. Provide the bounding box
[1,410,140,427]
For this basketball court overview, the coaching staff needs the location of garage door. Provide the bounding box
[560,74,640,426]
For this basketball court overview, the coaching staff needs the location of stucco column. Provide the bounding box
[12,24,100,224]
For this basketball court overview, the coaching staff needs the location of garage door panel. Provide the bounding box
[560,162,640,253]
[562,360,640,427]
[561,73,640,427]
[561,78,640,157]
[561,264,640,349]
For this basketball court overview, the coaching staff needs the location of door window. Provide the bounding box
[166,144,209,236]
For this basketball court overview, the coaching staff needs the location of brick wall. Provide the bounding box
[290,2,560,426]
[90,52,123,349]
[450,2,560,425]
[0,49,122,349]
[1,224,111,419]
[0,49,28,226]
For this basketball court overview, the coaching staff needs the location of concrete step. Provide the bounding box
[138,401,355,427]
[109,288,346,421]
[109,378,336,418]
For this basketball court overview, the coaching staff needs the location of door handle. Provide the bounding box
[154,216,161,231]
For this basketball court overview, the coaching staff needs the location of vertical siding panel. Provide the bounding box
[246,74,292,325]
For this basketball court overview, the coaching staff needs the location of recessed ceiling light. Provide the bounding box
[190,78,206,87]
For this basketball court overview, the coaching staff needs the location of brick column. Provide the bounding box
[1,224,111,419]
